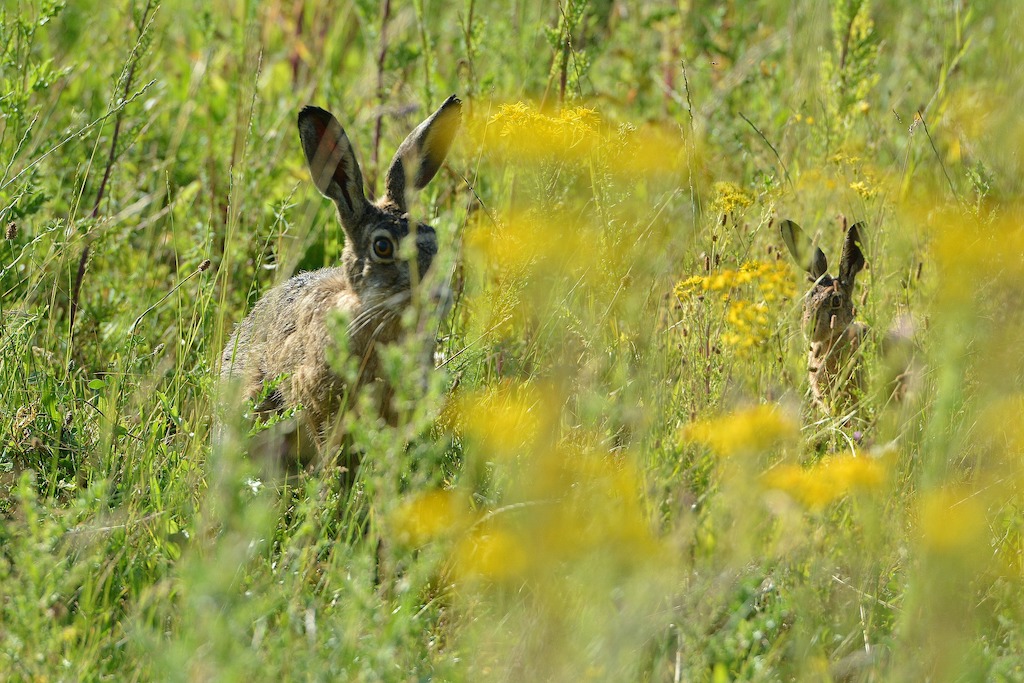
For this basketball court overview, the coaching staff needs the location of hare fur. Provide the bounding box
[780,219,868,417]
[222,95,462,460]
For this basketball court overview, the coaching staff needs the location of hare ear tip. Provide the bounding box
[298,105,331,123]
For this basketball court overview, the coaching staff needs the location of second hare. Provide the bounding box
[222,95,462,462]
[780,219,868,418]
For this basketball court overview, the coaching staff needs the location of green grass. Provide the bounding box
[3,0,1024,680]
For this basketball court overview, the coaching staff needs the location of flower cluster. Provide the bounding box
[681,405,798,458]
[722,300,770,350]
[761,452,888,510]
[478,101,692,178]
[675,261,795,303]
[399,382,663,583]
[389,446,660,582]
[675,261,795,354]
[915,487,989,555]
[710,181,754,216]
[485,102,601,159]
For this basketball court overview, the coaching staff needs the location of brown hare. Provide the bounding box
[780,218,868,419]
[222,95,462,462]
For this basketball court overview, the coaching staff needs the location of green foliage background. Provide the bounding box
[3,0,1024,680]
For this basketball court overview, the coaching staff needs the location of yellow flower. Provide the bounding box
[850,180,877,199]
[451,524,531,582]
[978,394,1024,458]
[448,381,557,460]
[450,449,662,581]
[483,102,600,160]
[674,262,794,355]
[681,405,798,458]
[480,101,692,178]
[390,489,472,546]
[762,453,887,510]
[465,212,602,276]
[925,206,1024,309]
[917,487,987,554]
[710,181,754,215]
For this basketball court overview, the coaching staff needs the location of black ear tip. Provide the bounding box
[298,105,332,127]
[441,94,463,114]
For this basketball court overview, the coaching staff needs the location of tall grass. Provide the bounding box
[2,0,1024,680]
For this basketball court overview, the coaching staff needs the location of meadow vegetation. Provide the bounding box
[3,0,1024,680]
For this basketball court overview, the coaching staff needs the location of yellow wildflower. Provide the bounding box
[710,181,754,215]
[451,524,531,582]
[681,405,798,458]
[449,382,554,460]
[465,212,602,276]
[390,489,472,546]
[850,180,877,199]
[484,102,600,160]
[673,262,794,355]
[762,453,887,510]
[917,487,987,554]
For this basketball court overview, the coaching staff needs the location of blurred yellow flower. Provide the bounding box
[926,207,1024,308]
[613,124,693,177]
[532,449,660,563]
[762,453,887,510]
[449,382,553,460]
[978,394,1024,458]
[451,524,531,582]
[390,489,472,547]
[478,100,691,178]
[465,212,601,275]
[447,449,662,584]
[917,487,987,554]
[681,405,797,457]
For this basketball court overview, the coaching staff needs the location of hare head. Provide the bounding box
[222,95,462,463]
[297,95,462,313]
[780,219,866,345]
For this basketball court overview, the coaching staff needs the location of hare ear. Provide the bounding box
[840,222,867,283]
[383,95,462,213]
[780,219,828,279]
[297,106,369,226]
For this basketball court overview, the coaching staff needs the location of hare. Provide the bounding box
[221,95,462,462]
[780,219,868,418]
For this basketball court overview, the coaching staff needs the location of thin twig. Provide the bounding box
[917,111,961,207]
[129,260,210,334]
[739,111,792,189]
[680,60,702,217]
[0,113,38,189]
[557,0,583,101]
[831,574,899,612]
[0,83,154,195]
[370,0,392,194]
[69,0,158,335]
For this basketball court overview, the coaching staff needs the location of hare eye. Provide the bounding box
[830,295,843,309]
[372,236,395,260]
